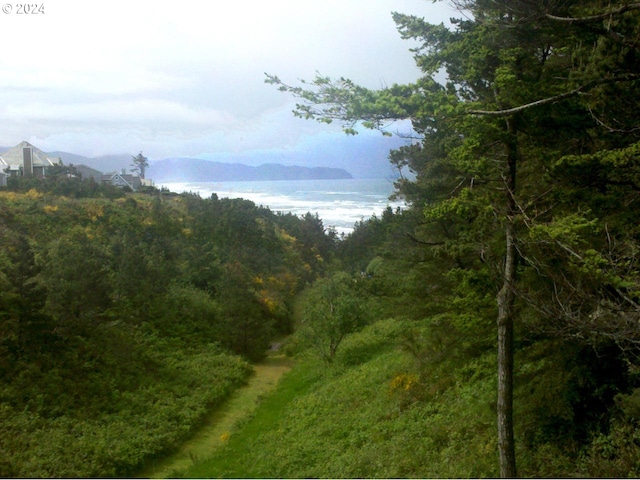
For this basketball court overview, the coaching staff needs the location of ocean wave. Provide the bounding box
[161,179,404,235]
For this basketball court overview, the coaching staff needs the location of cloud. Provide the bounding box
[3,99,237,127]
[0,0,456,160]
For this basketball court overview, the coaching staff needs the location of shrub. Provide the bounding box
[335,317,407,366]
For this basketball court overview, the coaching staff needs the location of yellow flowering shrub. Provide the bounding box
[43,205,59,214]
[389,373,419,394]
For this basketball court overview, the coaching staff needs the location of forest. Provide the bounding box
[0,174,335,477]
[2,0,640,477]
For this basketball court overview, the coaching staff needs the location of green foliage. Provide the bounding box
[267,1,640,476]
[151,283,221,343]
[334,317,408,366]
[183,355,323,479]
[0,344,250,477]
[0,185,333,477]
[298,272,371,362]
[2,0,640,476]
[181,313,639,478]
[6,170,125,198]
[575,420,640,478]
[183,318,501,478]
[39,226,113,328]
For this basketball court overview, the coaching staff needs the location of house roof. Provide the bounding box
[0,141,62,169]
[102,171,142,190]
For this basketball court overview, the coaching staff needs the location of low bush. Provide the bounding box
[0,342,250,478]
[335,317,408,366]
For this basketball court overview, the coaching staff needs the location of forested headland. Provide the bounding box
[3,0,640,477]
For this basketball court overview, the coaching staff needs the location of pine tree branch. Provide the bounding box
[468,74,640,116]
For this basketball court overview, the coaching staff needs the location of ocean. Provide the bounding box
[160,178,405,235]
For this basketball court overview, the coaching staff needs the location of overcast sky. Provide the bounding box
[0,0,457,163]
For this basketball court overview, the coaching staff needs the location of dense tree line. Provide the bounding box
[269,0,640,476]
[0,177,333,476]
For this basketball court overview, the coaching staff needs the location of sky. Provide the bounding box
[0,0,457,170]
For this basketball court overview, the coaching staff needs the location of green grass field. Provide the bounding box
[179,354,323,478]
[137,351,294,478]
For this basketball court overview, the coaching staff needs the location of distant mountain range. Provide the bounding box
[0,148,353,182]
[48,151,132,174]
[150,157,352,182]
[1,130,411,181]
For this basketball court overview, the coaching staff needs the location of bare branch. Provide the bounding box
[588,105,640,134]
[406,232,445,246]
[469,74,640,116]
[545,3,640,24]
[469,87,585,116]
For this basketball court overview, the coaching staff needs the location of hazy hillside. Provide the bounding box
[73,164,103,181]
[150,158,352,182]
[195,134,408,179]
[40,150,356,182]
[49,151,132,174]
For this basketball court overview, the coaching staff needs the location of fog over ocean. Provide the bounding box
[161,178,405,235]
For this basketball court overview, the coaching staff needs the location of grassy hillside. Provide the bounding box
[182,318,499,478]
[0,178,334,477]
[3,152,640,477]
[182,313,640,478]
[0,345,250,477]
[139,350,292,478]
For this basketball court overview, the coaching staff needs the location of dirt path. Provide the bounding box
[137,348,292,479]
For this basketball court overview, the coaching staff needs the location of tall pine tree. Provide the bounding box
[267,0,640,475]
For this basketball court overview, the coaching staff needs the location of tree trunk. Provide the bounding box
[497,224,517,478]
[497,118,518,478]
